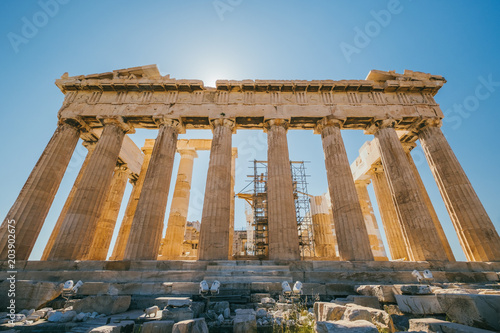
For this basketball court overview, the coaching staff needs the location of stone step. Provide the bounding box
[206,265,290,272]
[203,275,293,283]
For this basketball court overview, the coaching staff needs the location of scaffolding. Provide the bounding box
[237,160,315,259]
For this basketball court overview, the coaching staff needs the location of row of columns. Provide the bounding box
[1,115,499,262]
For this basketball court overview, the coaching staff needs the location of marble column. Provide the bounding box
[0,121,80,260]
[86,164,130,260]
[370,165,409,260]
[264,119,300,260]
[310,195,337,259]
[41,141,96,260]
[316,116,373,261]
[109,140,154,260]
[161,148,197,259]
[370,119,447,261]
[228,147,238,259]
[402,142,455,262]
[124,118,181,260]
[355,179,388,261]
[198,118,235,260]
[418,120,500,261]
[47,118,129,260]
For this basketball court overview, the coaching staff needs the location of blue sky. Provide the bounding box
[1,0,499,261]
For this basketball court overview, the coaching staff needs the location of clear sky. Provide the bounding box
[1,0,499,261]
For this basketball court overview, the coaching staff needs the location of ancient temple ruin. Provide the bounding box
[1,65,500,265]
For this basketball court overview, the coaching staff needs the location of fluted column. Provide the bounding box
[0,121,80,260]
[198,118,235,260]
[109,140,154,260]
[370,165,409,260]
[369,119,447,261]
[41,141,96,260]
[402,142,455,262]
[355,179,388,261]
[310,195,337,259]
[161,148,197,259]
[264,119,300,260]
[124,118,181,260]
[418,120,500,261]
[47,118,130,260]
[86,164,130,260]
[316,116,373,261]
[228,147,238,259]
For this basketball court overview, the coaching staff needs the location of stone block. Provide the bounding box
[142,320,175,333]
[347,295,380,309]
[400,285,432,295]
[342,304,395,332]
[315,320,378,332]
[155,297,192,308]
[325,283,356,296]
[172,318,208,333]
[395,294,443,314]
[323,303,346,321]
[190,302,205,318]
[208,301,229,315]
[356,285,397,303]
[0,280,63,309]
[162,307,194,322]
[89,320,135,333]
[72,295,131,315]
[250,293,271,302]
[233,314,257,333]
[409,318,495,333]
[436,294,500,331]
[59,310,77,322]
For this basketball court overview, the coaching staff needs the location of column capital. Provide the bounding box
[153,116,185,133]
[178,147,198,158]
[369,162,384,175]
[82,140,97,153]
[364,118,398,135]
[415,117,443,134]
[97,116,135,134]
[58,117,89,132]
[210,118,236,133]
[401,142,417,153]
[355,179,372,187]
[314,116,345,134]
[263,118,289,132]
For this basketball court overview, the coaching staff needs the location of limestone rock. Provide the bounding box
[342,304,395,332]
[233,313,257,333]
[347,295,380,309]
[315,302,347,322]
[223,307,230,319]
[59,310,77,323]
[355,285,396,303]
[74,312,90,322]
[72,295,131,315]
[0,281,63,310]
[142,320,175,333]
[395,294,443,314]
[89,320,135,333]
[190,302,205,318]
[409,318,495,333]
[256,308,267,318]
[315,320,378,333]
[436,294,500,331]
[400,285,432,295]
[251,293,271,303]
[155,297,192,308]
[209,301,229,315]
[47,311,62,322]
[162,307,194,323]
[172,318,208,333]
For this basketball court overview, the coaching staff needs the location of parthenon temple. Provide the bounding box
[1,64,500,265]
